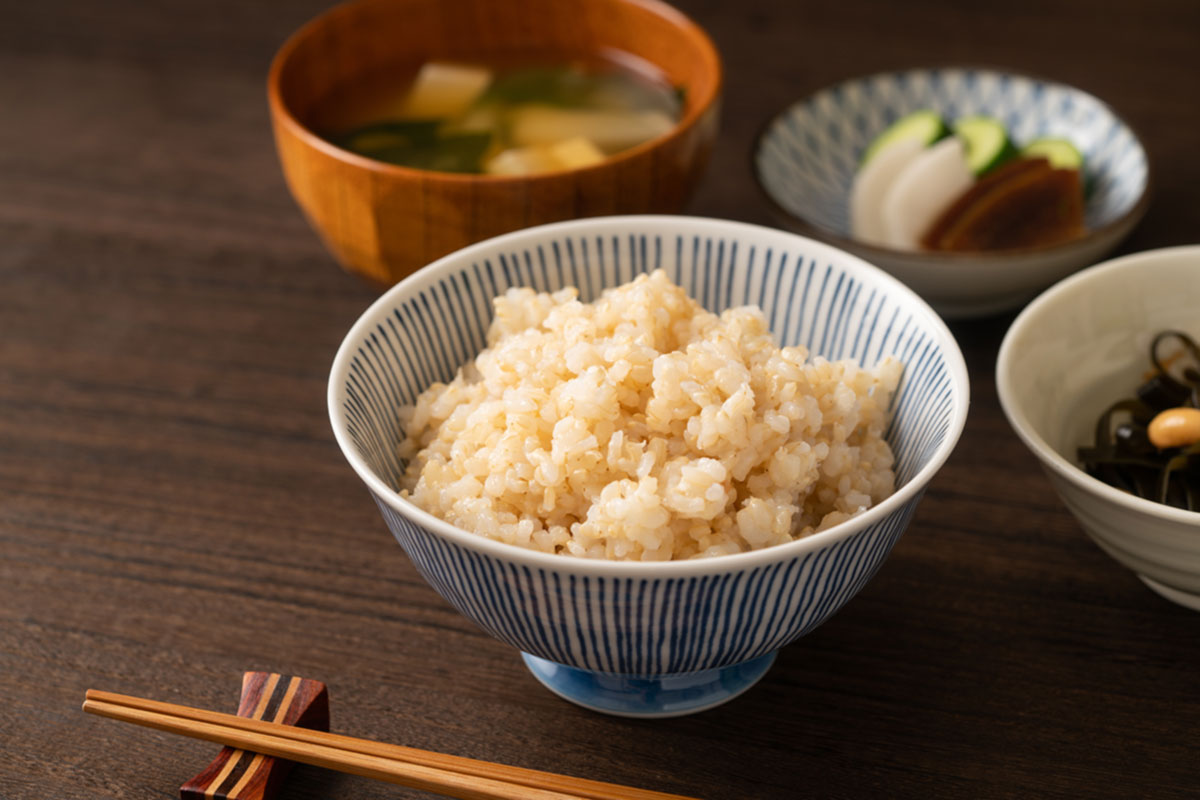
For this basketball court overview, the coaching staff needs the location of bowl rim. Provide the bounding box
[328,214,972,576]
[995,244,1200,525]
[266,0,723,182]
[751,64,1153,264]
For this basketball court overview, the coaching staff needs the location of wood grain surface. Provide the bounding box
[2,1,1198,798]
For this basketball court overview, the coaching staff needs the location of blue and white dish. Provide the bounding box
[329,216,970,717]
[755,68,1150,318]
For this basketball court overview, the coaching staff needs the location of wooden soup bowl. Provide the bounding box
[268,0,722,285]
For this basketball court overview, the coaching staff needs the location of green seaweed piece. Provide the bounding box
[330,119,442,153]
[673,85,688,112]
[363,132,493,173]
[1078,331,1200,511]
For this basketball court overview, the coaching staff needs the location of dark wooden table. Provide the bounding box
[3,1,1198,797]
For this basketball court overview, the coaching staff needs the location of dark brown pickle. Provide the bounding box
[921,157,1085,252]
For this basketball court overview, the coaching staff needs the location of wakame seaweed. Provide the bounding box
[1077,330,1200,511]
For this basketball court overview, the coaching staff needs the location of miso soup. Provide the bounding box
[316,55,684,175]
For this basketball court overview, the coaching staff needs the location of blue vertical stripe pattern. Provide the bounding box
[335,221,965,679]
[374,495,915,676]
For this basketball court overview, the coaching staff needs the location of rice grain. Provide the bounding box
[399,270,900,561]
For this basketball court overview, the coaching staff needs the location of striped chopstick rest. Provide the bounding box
[180,672,329,800]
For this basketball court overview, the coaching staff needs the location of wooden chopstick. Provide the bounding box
[83,690,699,800]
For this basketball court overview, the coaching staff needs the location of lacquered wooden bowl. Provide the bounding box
[267,0,722,285]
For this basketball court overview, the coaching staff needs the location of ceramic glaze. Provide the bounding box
[755,68,1149,318]
[330,216,971,715]
[997,246,1200,611]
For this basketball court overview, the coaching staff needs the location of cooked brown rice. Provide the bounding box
[398,270,900,560]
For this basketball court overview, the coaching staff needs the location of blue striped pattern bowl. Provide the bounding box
[329,216,970,717]
[755,68,1150,319]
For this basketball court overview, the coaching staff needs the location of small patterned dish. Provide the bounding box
[755,67,1150,318]
[329,216,969,717]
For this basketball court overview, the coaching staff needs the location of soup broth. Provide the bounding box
[315,54,683,175]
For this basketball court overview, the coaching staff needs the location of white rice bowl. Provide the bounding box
[399,269,901,561]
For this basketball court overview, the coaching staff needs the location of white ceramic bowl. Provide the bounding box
[997,246,1200,610]
[330,216,970,717]
[755,67,1150,319]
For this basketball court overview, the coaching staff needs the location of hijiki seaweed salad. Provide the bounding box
[1078,331,1200,511]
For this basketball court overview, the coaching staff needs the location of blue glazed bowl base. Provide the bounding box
[521,651,778,718]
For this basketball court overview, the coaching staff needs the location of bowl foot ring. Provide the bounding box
[520,651,778,718]
[1139,575,1200,612]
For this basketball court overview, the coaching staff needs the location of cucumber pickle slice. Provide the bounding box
[1021,137,1085,170]
[861,110,949,165]
[953,116,1017,175]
